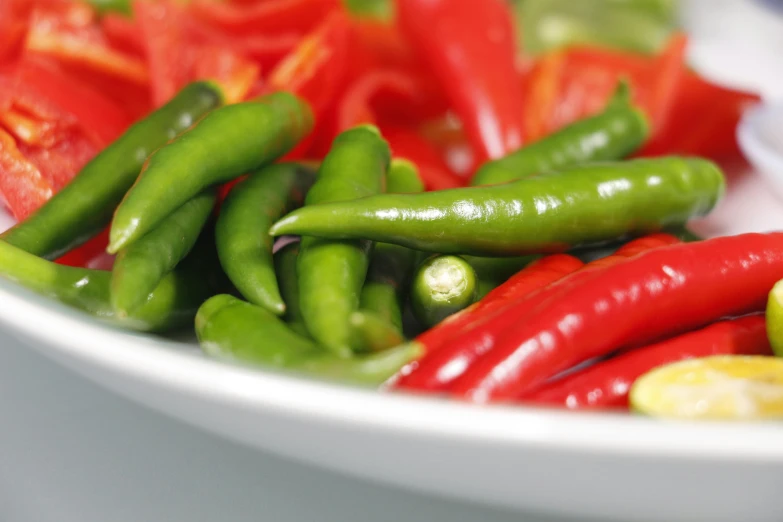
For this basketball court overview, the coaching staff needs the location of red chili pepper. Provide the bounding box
[379,125,465,191]
[55,227,112,269]
[523,34,687,143]
[522,314,772,410]
[188,0,339,35]
[0,127,54,220]
[336,68,447,132]
[268,10,352,120]
[0,0,32,64]
[396,0,524,161]
[638,72,760,161]
[394,234,679,393]
[451,232,783,403]
[24,1,152,119]
[392,253,584,392]
[100,13,145,58]
[4,57,130,147]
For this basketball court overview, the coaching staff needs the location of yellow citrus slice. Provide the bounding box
[766,279,783,357]
[629,355,783,420]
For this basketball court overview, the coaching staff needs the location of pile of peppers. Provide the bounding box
[0,0,778,410]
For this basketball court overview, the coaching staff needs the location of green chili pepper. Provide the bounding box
[296,125,390,358]
[2,81,224,259]
[216,163,316,315]
[0,233,222,333]
[359,158,424,331]
[110,189,216,316]
[410,255,479,327]
[461,254,538,290]
[196,294,422,386]
[349,310,406,353]
[470,82,649,186]
[271,157,725,256]
[108,92,313,254]
[86,0,132,16]
[274,241,310,338]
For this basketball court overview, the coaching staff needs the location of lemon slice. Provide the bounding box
[766,280,783,357]
[630,356,783,420]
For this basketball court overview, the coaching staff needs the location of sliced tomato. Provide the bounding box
[380,125,465,191]
[188,0,339,35]
[268,9,352,118]
[0,128,55,221]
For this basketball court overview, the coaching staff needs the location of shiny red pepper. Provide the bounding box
[523,314,772,410]
[452,232,783,403]
[396,0,524,161]
[393,254,583,391]
[394,234,680,393]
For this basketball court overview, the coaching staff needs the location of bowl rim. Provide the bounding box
[2,278,783,463]
[738,101,783,181]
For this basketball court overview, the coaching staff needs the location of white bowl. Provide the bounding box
[738,102,783,201]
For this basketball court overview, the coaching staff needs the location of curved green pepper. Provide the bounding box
[273,241,310,338]
[216,163,316,315]
[296,125,390,358]
[86,0,132,15]
[470,82,649,186]
[108,92,313,253]
[111,189,216,316]
[196,294,421,386]
[350,310,406,353]
[2,81,224,259]
[359,158,424,331]
[0,235,222,333]
[271,157,725,256]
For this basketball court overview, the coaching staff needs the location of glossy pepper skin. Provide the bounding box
[297,125,390,358]
[2,81,224,260]
[274,241,309,338]
[393,254,584,392]
[108,91,314,253]
[410,255,479,328]
[111,189,216,316]
[360,158,424,331]
[196,295,422,387]
[0,235,221,333]
[470,82,650,186]
[216,163,316,315]
[271,157,725,256]
[393,234,679,393]
[397,0,524,161]
[523,314,772,410]
[452,232,783,403]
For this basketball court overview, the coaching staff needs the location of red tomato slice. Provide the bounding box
[0,128,55,221]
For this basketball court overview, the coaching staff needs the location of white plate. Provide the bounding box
[4,14,783,521]
[1,166,782,522]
